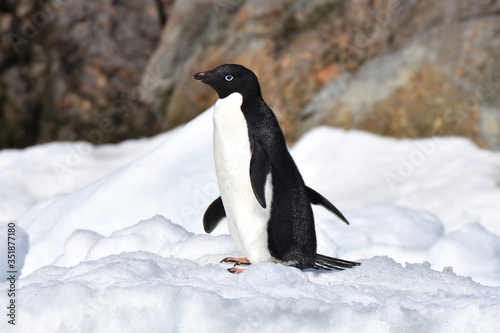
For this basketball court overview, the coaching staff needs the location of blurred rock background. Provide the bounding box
[1,0,499,150]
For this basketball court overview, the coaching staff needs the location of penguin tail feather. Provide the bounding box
[312,254,360,271]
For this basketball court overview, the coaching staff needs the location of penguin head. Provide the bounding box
[194,64,262,99]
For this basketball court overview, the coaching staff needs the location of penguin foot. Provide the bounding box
[227,267,245,274]
[220,257,251,266]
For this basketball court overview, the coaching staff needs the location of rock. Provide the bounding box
[142,0,353,136]
[0,0,168,148]
[299,4,500,149]
[1,0,500,150]
[140,0,247,130]
[143,0,500,149]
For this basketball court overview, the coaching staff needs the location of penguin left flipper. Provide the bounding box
[249,137,272,209]
[307,187,350,225]
[203,196,226,233]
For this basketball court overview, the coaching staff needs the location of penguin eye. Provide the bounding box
[225,75,233,82]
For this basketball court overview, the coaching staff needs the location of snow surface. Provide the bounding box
[1,107,500,332]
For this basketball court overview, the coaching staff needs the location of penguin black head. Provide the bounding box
[194,64,262,99]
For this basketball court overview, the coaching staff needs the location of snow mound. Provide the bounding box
[0,134,170,222]
[1,106,500,331]
[4,216,499,333]
[429,223,500,286]
[16,109,216,275]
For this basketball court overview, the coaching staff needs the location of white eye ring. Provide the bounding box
[225,75,233,81]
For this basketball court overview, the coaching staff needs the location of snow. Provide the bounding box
[1,106,500,332]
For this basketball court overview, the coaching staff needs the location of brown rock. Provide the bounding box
[2,0,500,151]
[300,13,500,149]
[144,0,499,149]
[0,0,170,148]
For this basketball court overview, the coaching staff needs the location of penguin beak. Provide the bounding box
[194,72,209,81]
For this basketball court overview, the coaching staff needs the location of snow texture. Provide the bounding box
[1,107,500,332]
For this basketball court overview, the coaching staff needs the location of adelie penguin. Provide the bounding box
[194,64,360,274]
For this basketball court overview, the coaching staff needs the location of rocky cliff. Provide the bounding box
[0,0,170,147]
[1,0,499,150]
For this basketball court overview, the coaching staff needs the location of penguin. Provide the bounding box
[194,64,359,273]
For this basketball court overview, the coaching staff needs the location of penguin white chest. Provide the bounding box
[213,92,273,263]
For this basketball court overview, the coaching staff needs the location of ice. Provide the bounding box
[1,107,500,331]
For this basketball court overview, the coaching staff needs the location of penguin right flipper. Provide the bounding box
[312,254,360,270]
[307,187,350,225]
[203,196,226,233]
[249,137,272,209]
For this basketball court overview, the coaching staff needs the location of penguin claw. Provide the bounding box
[220,257,251,265]
[228,267,245,274]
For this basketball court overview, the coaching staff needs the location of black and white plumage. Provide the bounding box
[194,64,359,273]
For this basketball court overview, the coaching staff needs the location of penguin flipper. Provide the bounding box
[307,187,349,225]
[203,196,226,233]
[250,137,272,209]
[312,254,360,270]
